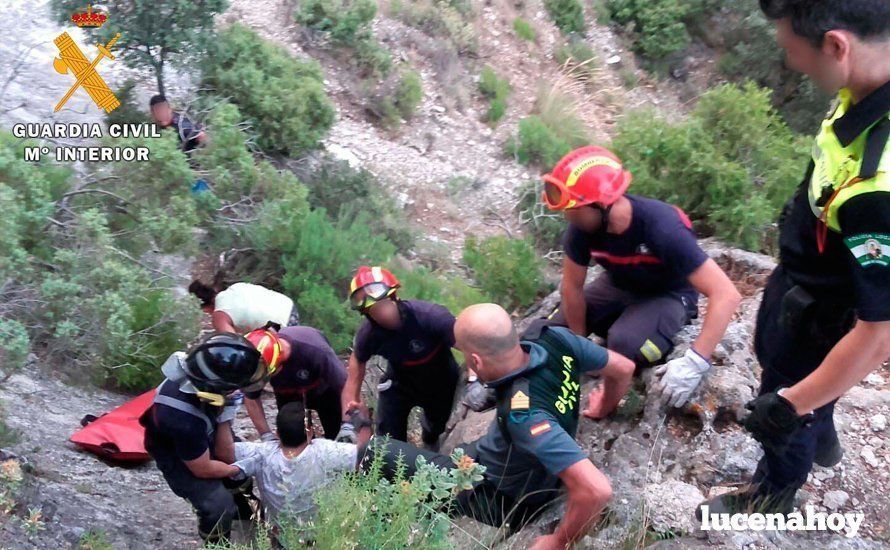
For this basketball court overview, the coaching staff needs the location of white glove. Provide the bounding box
[655,348,711,408]
[260,431,278,442]
[335,422,358,444]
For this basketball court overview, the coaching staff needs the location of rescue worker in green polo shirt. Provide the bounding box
[699,0,890,516]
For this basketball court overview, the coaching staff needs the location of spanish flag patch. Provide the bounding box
[530,421,552,437]
[511,390,530,410]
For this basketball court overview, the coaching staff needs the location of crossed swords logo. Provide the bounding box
[53,32,122,113]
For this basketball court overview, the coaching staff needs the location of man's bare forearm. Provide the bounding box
[783,321,890,414]
[244,398,271,436]
[692,291,740,359]
[561,286,588,336]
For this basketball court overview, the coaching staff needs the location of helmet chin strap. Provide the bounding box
[196,391,225,407]
[593,203,613,236]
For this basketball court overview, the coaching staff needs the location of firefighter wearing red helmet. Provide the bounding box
[534,146,742,412]
[242,325,347,443]
[337,266,460,450]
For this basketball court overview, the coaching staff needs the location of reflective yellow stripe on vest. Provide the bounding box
[809,89,890,233]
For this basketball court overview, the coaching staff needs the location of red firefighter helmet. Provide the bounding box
[541,146,632,210]
[348,266,400,311]
[245,328,283,377]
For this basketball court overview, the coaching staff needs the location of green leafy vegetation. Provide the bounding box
[544,0,586,35]
[715,0,829,133]
[212,446,485,550]
[604,0,708,59]
[506,84,590,167]
[390,0,478,55]
[202,24,335,154]
[612,82,808,252]
[294,156,415,252]
[517,179,566,252]
[296,0,392,76]
[397,266,490,315]
[554,36,598,82]
[478,66,511,123]
[366,68,424,129]
[513,17,536,41]
[463,236,547,310]
[0,318,30,379]
[78,530,114,550]
[0,134,201,391]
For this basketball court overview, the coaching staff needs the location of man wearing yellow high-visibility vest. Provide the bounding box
[700,0,890,517]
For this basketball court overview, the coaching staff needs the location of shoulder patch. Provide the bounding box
[511,390,530,410]
[845,233,890,267]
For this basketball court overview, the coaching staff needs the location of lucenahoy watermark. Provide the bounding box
[699,505,864,538]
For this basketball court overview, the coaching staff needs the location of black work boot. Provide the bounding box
[696,484,794,522]
[814,430,844,468]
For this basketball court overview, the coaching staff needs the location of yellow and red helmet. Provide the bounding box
[541,146,632,211]
[245,328,283,376]
[349,266,400,311]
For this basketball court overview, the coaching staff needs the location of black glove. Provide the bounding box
[741,391,813,454]
[463,380,496,412]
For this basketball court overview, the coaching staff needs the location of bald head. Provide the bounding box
[455,304,523,381]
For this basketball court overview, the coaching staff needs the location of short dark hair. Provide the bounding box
[188,280,218,307]
[277,402,308,447]
[760,0,890,46]
[149,94,168,107]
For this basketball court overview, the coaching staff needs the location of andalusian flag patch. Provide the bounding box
[844,233,890,267]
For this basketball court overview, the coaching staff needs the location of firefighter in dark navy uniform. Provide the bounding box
[336,266,460,450]
[700,0,890,516]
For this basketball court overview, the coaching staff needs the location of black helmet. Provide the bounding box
[184,333,268,395]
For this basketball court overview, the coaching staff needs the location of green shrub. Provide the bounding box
[463,236,546,310]
[506,85,589,167]
[0,133,201,391]
[354,36,393,77]
[0,318,30,378]
[478,66,511,123]
[605,0,709,59]
[390,0,478,55]
[517,179,566,252]
[215,447,485,550]
[513,17,536,41]
[555,36,596,67]
[544,0,585,35]
[397,266,490,314]
[367,69,424,129]
[296,0,378,45]
[715,0,828,133]
[296,0,392,76]
[39,209,202,390]
[202,24,334,154]
[611,82,808,252]
[506,116,571,167]
[243,183,397,352]
[90,134,199,255]
[296,156,415,252]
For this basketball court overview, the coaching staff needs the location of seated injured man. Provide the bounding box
[216,401,374,524]
[359,303,635,550]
